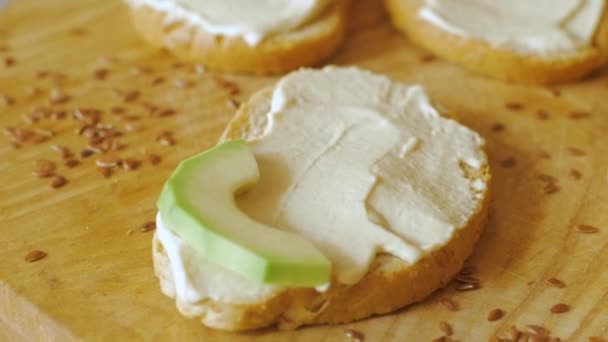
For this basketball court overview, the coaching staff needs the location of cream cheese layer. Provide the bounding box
[127,0,330,46]
[419,0,605,55]
[156,67,488,305]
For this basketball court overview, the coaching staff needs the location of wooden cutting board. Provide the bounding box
[1,0,607,340]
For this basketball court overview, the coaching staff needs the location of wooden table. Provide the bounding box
[1,0,607,340]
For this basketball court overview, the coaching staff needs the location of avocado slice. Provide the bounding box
[157,140,331,287]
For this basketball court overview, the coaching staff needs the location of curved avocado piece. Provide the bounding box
[157,140,331,287]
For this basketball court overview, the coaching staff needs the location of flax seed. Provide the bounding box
[569,169,582,180]
[439,321,453,336]
[543,182,560,195]
[505,102,524,111]
[573,224,599,234]
[545,277,566,288]
[492,123,505,132]
[547,88,561,97]
[80,148,95,158]
[488,308,505,322]
[568,111,591,119]
[121,158,140,171]
[420,54,436,63]
[567,147,587,156]
[157,109,175,117]
[97,167,112,178]
[110,106,125,114]
[24,250,47,262]
[538,150,551,159]
[527,325,549,336]
[500,157,517,168]
[345,329,364,342]
[439,297,459,311]
[536,110,550,120]
[148,153,161,165]
[64,158,80,168]
[0,94,14,106]
[139,221,156,232]
[4,56,15,67]
[93,68,110,80]
[50,175,67,188]
[151,76,165,85]
[550,303,570,314]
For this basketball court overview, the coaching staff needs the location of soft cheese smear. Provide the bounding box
[126,0,330,45]
[156,67,488,304]
[419,0,605,55]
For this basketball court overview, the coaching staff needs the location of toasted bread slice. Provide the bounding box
[152,84,492,331]
[125,0,348,74]
[384,0,608,84]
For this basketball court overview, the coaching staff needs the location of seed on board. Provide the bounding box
[569,169,582,180]
[536,109,550,120]
[50,175,67,188]
[568,111,591,119]
[97,167,112,179]
[500,157,517,168]
[24,250,47,262]
[505,102,524,111]
[139,221,156,232]
[545,277,566,288]
[573,224,600,234]
[567,147,587,156]
[527,325,549,336]
[439,321,453,336]
[439,297,459,311]
[550,303,570,314]
[488,308,505,322]
[148,153,161,165]
[344,329,364,342]
[96,155,121,168]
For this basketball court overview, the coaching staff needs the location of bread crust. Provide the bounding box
[152,86,492,331]
[126,1,348,75]
[384,0,608,84]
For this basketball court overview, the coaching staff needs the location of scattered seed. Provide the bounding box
[455,282,480,291]
[24,250,47,262]
[50,175,67,188]
[491,123,505,132]
[115,90,140,102]
[50,145,71,158]
[80,148,95,158]
[439,297,459,311]
[121,158,140,171]
[568,111,591,120]
[0,94,14,106]
[4,56,15,67]
[573,224,599,234]
[139,221,156,232]
[69,27,87,36]
[569,169,582,180]
[488,308,505,322]
[439,321,453,336]
[96,156,121,168]
[545,277,566,288]
[550,303,570,314]
[527,325,549,336]
[33,159,56,177]
[148,153,161,165]
[110,106,125,114]
[36,70,50,78]
[500,157,517,168]
[97,166,112,178]
[536,109,550,120]
[93,68,110,80]
[505,102,524,111]
[157,108,175,117]
[420,54,436,63]
[543,182,560,195]
[344,329,364,342]
[567,147,587,156]
[64,159,80,168]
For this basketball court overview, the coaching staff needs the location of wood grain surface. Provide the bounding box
[1,0,607,341]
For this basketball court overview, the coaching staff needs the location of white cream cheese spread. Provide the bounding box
[155,67,488,305]
[126,0,330,46]
[419,0,605,55]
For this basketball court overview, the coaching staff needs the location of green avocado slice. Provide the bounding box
[157,140,331,287]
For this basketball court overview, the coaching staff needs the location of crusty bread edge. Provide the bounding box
[153,86,492,331]
[384,0,608,84]
[126,1,348,75]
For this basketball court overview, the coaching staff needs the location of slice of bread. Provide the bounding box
[125,0,348,74]
[152,83,492,331]
[385,0,608,84]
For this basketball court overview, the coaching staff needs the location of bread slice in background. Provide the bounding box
[384,0,608,84]
[152,85,492,331]
[125,1,348,74]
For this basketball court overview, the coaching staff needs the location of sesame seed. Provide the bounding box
[550,303,570,314]
[151,76,165,85]
[96,156,121,168]
[4,56,16,67]
[527,325,549,336]
[547,88,561,97]
[24,250,47,262]
[420,54,436,63]
[439,321,453,336]
[543,182,560,195]
[536,109,550,120]
[569,169,582,180]
[568,111,591,120]
[93,68,110,80]
[50,175,67,188]
[344,329,364,342]
[573,224,600,234]
[110,106,125,114]
[97,167,112,179]
[500,157,517,168]
[139,221,156,232]
[505,102,524,111]
[121,158,140,171]
[545,277,566,288]
[64,159,80,168]
[80,148,95,158]
[439,297,459,311]
[487,308,505,322]
[491,123,505,132]
[148,153,161,165]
